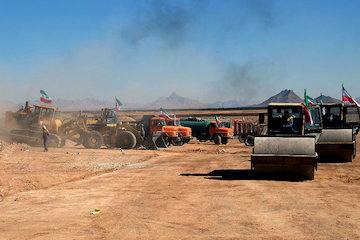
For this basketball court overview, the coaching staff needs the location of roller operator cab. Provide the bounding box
[251,103,318,180]
[320,103,360,133]
[317,103,358,162]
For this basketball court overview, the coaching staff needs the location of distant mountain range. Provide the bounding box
[315,94,341,104]
[143,92,207,109]
[254,89,303,107]
[1,90,358,112]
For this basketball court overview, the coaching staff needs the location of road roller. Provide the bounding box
[317,103,359,162]
[251,103,318,180]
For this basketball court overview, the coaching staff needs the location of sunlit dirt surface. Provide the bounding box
[0,139,359,239]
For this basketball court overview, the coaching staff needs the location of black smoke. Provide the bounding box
[121,0,195,47]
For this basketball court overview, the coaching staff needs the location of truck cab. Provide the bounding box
[164,118,192,144]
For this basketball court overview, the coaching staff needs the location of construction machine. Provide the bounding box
[251,103,318,180]
[5,102,63,147]
[59,109,163,150]
[163,117,192,145]
[180,117,233,145]
[234,113,267,146]
[316,103,358,162]
[141,115,192,146]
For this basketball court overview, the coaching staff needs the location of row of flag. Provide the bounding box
[39,90,124,112]
[304,85,360,108]
[39,85,359,122]
[303,84,360,125]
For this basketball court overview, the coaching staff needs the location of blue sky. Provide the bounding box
[0,0,359,104]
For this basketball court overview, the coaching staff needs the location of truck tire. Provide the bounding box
[116,131,137,149]
[245,135,255,146]
[155,133,170,148]
[238,134,245,143]
[171,138,184,146]
[221,137,229,145]
[213,134,221,145]
[84,131,103,149]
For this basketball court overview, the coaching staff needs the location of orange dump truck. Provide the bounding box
[142,115,192,146]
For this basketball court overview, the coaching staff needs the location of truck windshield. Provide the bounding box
[321,106,342,128]
[345,106,360,123]
[269,107,302,134]
[154,119,166,126]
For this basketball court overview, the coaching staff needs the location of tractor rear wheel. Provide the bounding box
[213,134,221,145]
[84,131,103,149]
[116,131,137,149]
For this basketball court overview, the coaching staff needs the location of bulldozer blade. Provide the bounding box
[142,133,159,150]
[142,132,169,150]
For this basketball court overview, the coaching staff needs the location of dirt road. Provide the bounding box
[0,140,359,239]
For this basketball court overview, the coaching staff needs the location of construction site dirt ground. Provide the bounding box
[0,140,360,240]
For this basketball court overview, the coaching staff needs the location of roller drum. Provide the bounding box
[254,136,316,155]
[318,129,354,143]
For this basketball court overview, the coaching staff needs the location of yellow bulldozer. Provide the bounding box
[60,108,165,150]
[5,101,64,147]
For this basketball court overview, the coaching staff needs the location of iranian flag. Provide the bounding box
[115,97,123,112]
[342,84,360,107]
[302,103,314,125]
[40,90,52,104]
[304,89,317,108]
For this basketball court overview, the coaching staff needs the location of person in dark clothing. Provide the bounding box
[41,123,50,152]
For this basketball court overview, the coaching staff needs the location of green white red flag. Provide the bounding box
[40,90,52,104]
[304,89,317,108]
[302,103,314,125]
[342,84,360,107]
[115,97,123,112]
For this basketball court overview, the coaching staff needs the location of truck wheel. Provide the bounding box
[155,133,170,148]
[244,135,255,146]
[116,131,137,149]
[84,131,103,149]
[213,134,221,145]
[238,134,245,143]
[221,137,229,145]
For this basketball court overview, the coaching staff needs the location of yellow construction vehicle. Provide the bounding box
[5,101,63,147]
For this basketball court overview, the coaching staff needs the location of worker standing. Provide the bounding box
[41,122,50,152]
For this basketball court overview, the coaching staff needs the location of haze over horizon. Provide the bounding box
[1,0,360,105]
